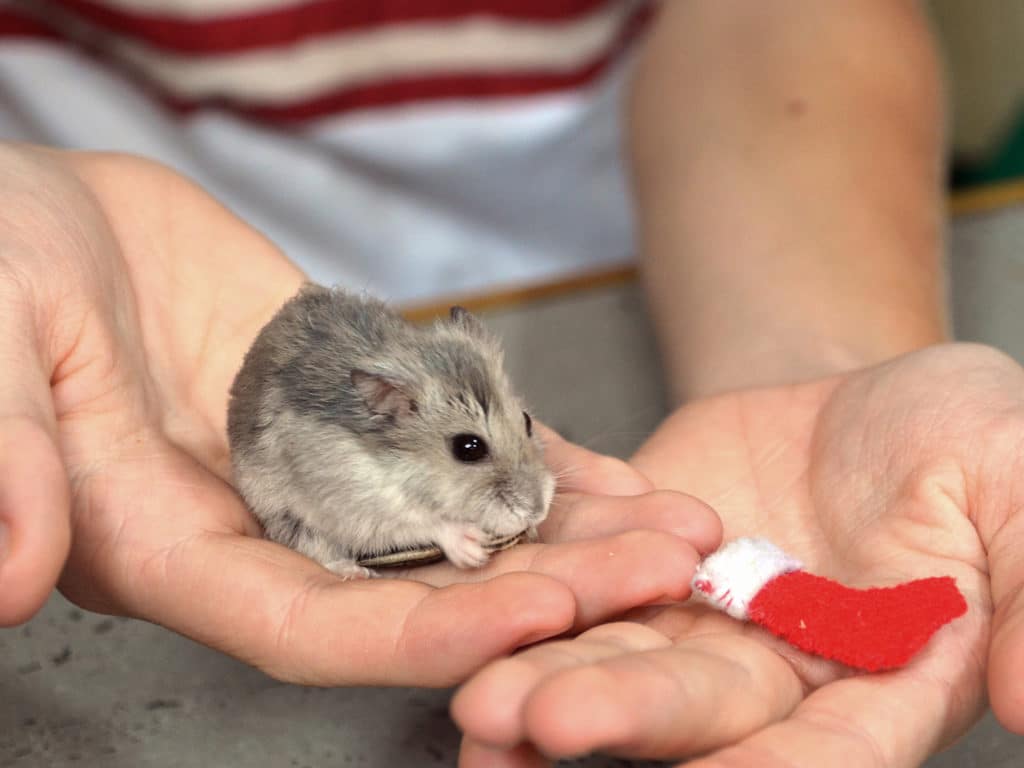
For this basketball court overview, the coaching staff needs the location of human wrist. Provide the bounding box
[652,297,949,402]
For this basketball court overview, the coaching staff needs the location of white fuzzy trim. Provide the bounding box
[691,538,803,620]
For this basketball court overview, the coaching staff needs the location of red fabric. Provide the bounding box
[749,571,967,671]
[47,0,613,54]
[0,3,652,122]
[0,10,60,39]
[169,9,648,122]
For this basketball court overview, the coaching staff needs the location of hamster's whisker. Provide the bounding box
[550,466,581,482]
[552,468,577,487]
[549,465,584,489]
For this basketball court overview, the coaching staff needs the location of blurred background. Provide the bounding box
[933,0,1024,187]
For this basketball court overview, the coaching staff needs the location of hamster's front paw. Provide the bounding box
[325,559,378,580]
[436,524,491,569]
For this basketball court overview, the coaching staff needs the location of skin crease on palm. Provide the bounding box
[454,346,1024,767]
[0,144,723,687]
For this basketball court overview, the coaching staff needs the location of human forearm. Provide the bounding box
[628,1,948,401]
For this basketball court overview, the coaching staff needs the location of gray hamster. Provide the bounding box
[226,284,555,579]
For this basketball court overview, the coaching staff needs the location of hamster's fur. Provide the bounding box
[227,284,555,578]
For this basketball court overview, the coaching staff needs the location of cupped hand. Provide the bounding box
[455,343,1024,766]
[0,145,719,686]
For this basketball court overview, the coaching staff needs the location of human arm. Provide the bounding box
[629,0,948,400]
[456,344,1024,766]
[453,4,1024,766]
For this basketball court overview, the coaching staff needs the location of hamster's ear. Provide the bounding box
[449,305,486,337]
[350,370,418,420]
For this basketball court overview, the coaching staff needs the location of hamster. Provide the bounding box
[226,284,555,579]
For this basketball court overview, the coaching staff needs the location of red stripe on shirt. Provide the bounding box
[170,6,650,122]
[46,0,617,55]
[0,9,62,39]
[0,3,650,124]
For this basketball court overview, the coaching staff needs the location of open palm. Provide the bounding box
[0,145,719,686]
[455,343,1024,766]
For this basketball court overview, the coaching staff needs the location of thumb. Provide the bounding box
[0,283,71,625]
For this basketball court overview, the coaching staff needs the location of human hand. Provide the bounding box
[0,145,720,685]
[455,343,1024,766]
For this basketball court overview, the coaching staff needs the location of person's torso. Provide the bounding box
[0,0,651,300]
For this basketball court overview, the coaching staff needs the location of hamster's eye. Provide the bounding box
[451,433,490,463]
[523,411,533,437]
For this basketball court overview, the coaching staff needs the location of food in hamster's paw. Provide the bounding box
[356,530,526,569]
[325,560,378,580]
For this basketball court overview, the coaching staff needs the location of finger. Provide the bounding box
[116,527,576,686]
[985,509,1024,733]
[0,281,71,625]
[459,738,548,768]
[453,622,672,749]
[0,419,71,625]
[541,489,721,553]
[683,670,976,768]
[538,423,654,496]
[518,633,805,760]
[410,528,704,629]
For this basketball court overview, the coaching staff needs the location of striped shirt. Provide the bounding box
[0,0,650,301]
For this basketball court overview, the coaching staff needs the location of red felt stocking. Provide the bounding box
[691,538,967,671]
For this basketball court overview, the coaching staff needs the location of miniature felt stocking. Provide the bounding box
[691,538,967,671]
